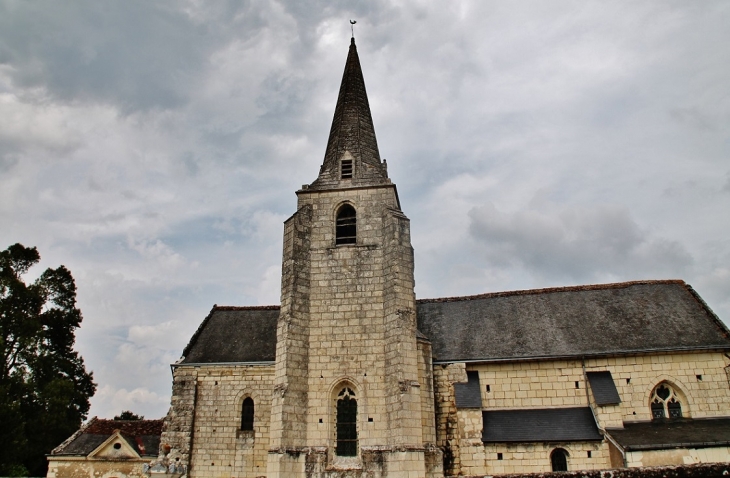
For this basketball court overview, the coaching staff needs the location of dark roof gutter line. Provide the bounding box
[173,361,275,368]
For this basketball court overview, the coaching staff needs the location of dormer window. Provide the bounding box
[341,159,353,179]
[336,204,357,245]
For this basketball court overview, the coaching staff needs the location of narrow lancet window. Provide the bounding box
[241,397,254,431]
[336,204,357,245]
[341,159,353,179]
[336,388,357,456]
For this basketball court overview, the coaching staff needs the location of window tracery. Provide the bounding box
[650,383,683,419]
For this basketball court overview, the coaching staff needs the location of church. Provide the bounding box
[49,38,730,478]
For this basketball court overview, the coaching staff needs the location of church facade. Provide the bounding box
[156,39,730,478]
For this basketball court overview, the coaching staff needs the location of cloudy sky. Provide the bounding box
[2,1,729,420]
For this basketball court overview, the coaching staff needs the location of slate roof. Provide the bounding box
[482,407,602,443]
[181,306,279,364]
[309,38,389,190]
[417,280,730,363]
[586,371,621,406]
[52,417,163,457]
[454,371,482,408]
[179,281,730,366]
[606,418,730,451]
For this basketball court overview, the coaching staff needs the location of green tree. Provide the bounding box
[0,244,96,476]
[114,410,143,420]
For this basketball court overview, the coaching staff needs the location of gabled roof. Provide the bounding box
[181,305,278,364]
[51,417,163,457]
[309,38,388,190]
[178,281,730,366]
[606,418,730,451]
[417,280,730,363]
[482,407,602,443]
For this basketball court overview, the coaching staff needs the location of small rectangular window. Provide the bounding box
[587,450,592,458]
[341,160,353,179]
[575,381,580,389]
[486,384,491,393]
[696,374,703,381]
[497,453,503,460]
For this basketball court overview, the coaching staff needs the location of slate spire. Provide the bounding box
[310,38,388,189]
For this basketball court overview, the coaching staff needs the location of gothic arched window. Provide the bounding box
[335,204,357,245]
[241,397,254,431]
[336,388,357,456]
[650,383,683,419]
[550,448,569,472]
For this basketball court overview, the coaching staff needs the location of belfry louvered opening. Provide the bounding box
[341,159,353,179]
[336,204,357,245]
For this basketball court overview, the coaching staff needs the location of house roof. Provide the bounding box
[51,417,163,457]
[606,418,730,451]
[417,280,730,362]
[179,281,730,365]
[482,407,602,443]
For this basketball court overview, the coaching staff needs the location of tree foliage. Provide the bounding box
[0,244,96,476]
[114,410,143,420]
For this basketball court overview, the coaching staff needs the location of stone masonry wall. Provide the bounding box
[180,364,274,478]
[432,350,730,476]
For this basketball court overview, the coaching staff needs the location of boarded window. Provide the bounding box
[336,388,357,456]
[336,204,357,245]
[241,397,254,431]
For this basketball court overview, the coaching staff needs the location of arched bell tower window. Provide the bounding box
[550,448,569,472]
[335,204,357,245]
[241,397,254,431]
[650,383,683,419]
[336,387,357,456]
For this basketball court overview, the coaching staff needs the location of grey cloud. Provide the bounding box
[468,202,693,282]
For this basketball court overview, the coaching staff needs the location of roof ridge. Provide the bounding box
[416,279,686,304]
[213,305,280,311]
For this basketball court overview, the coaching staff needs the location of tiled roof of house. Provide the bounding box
[51,417,163,457]
[606,418,730,451]
[179,281,730,365]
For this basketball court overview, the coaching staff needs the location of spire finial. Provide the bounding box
[350,20,356,39]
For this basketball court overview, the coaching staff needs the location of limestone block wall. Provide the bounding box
[583,352,730,424]
[626,446,730,467]
[432,350,730,476]
[433,363,467,476]
[47,457,149,478]
[480,442,607,475]
[162,364,274,478]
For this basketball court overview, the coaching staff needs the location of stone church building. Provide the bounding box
[151,39,730,478]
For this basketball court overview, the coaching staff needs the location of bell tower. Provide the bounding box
[267,38,438,477]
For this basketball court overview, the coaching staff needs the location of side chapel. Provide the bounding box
[57,38,730,478]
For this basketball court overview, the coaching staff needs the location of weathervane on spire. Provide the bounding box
[350,20,356,39]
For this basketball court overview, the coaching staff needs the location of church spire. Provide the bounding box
[310,38,388,189]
